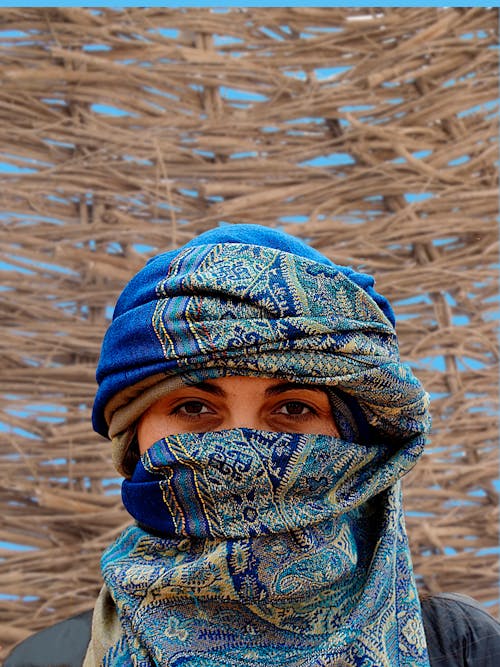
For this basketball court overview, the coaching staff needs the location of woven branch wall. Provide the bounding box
[0,7,498,655]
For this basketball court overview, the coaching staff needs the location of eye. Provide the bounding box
[275,401,314,417]
[174,401,212,416]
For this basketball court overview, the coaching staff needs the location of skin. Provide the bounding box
[137,376,339,453]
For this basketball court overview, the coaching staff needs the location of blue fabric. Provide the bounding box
[89,225,431,666]
[104,428,429,666]
[93,224,396,437]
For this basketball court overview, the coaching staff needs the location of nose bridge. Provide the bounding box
[225,401,262,430]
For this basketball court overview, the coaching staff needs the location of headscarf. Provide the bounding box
[85,224,431,666]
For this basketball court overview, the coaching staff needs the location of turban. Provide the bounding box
[93,224,429,452]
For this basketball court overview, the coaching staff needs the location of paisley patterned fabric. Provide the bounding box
[87,428,428,666]
[86,225,431,666]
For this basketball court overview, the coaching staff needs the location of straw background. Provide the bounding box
[0,7,498,657]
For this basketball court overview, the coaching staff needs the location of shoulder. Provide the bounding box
[421,593,500,667]
[3,610,93,667]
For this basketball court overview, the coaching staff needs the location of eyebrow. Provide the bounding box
[194,380,324,398]
[193,381,226,396]
[263,382,324,397]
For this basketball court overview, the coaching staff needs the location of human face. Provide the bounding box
[137,376,339,453]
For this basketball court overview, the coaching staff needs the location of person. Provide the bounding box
[5,224,500,666]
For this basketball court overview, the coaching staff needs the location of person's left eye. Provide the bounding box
[274,401,314,417]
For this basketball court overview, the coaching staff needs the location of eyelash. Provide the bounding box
[274,401,317,420]
[172,401,213,420]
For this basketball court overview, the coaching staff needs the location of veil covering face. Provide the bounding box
[85,224,431,667]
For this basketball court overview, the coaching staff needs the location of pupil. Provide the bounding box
[184,401,204,414]
[286,402,305,415]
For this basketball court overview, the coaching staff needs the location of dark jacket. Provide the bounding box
[4,593,500,667]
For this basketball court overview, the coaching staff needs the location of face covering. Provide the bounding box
[85,428,429,666]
